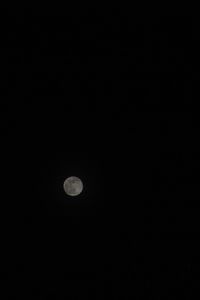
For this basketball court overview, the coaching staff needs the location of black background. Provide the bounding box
[1,10,200,299]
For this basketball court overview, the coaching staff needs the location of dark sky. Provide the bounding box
[1,10,199,299]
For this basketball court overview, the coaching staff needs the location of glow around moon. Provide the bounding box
[63,176,83,196]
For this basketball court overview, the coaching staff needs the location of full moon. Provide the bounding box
[63,176,83,196]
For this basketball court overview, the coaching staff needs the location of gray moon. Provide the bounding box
[63,176,83,196]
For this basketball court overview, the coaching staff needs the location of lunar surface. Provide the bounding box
[63,176,83,196]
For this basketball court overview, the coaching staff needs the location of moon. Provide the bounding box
[63,176,83,196]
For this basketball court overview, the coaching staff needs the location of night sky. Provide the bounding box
[1,10,200,299]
